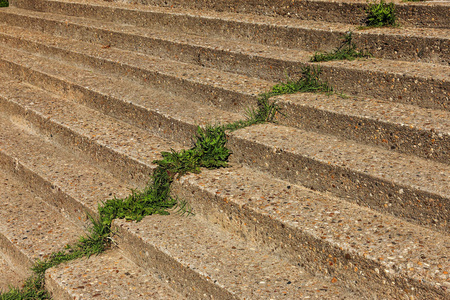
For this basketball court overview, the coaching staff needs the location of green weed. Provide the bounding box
[0,276,50,300]
[1,66,335,298]
[0,0,8,8]
[311,32,372,62]
[364,0,397,27]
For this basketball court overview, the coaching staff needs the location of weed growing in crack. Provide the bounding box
[362,0,397,28]
[311,32,372,62]
[0,67,335,299]
[225,66,333,131]
[0,276,50,300]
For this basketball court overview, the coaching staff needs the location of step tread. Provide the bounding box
[0,73,183,169]
[277,92,450,136]
[0,168,81,270]
[174,165,450,295]
[0,36,251,117]
[115,214,357,299]
[231,123,450,198]
[2,7,450,73]
[0,44,243,139]
[25,0,450,40]
[46,249,184,299]
[0,10,274,98]
[0,253,25,292]
[0,113,131,215]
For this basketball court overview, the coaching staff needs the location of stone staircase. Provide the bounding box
[0,0,448,298]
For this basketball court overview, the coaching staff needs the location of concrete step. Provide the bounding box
[115,213,357,299]
[1,106,447,298]
[0,26,448,163]
[0,73,184,187]
[0,112,132,223]
[170,165,450,299]
[228,123,450,232]
[0,45,447,231]
[0,167,81,276]
[0,251,26,293]
[2,1,450,66]
[46,249,185,300]
[0,12,447,111]
[10,0,450,29]
[0,85,358,300]
[0,138,183,298]
[275,92,450,164]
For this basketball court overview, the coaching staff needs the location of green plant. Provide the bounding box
[1,67,335,298]
[311,32,372,62]
[365,0,397,27]
[0,0,8,7]
[0,276,50,300]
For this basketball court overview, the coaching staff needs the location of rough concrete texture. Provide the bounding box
[0,0,448,298]
[115,214,357,299]
[46,249,184,299]
[0,167,81,275]
[0,252,26,293]
[173,166,450,299]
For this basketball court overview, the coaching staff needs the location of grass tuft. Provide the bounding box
[0,276,50,300]
[363,0,397,28]
[311,32,372,62]
[0,0,8,7]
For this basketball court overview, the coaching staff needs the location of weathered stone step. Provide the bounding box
[0,16,447,113]
[115,213,357,299]
[171,165,450,299]
[275,92,450,164]
[0,74,184,187]
[228,123,450,232]
[0,112,132,224]
[0,251,26,293]
[0,86,357,300]
[11,0,450,29]
[1,3,449,67]
[0,29,448,163]
[46,249,185,300]
[0,50,242,147]
[0,45,447,231]
[0,167,81,276]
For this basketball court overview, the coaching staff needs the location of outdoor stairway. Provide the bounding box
[0,0,448,298]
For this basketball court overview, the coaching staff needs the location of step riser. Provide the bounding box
[2,56,447,231]
[227,135,449,233]
[0,96,154,188]
[277,102,450,164]
[0,123,445,299]
[170,178,443,300]
[1,6,449,68]
[0,57,200,146]
[114,225,237,300]
[0,150,93,227]
[318,65,449,112]
[2,33,449,164]
[0,233,32,277]
[1,19,448,114]
[11,0,450,29]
